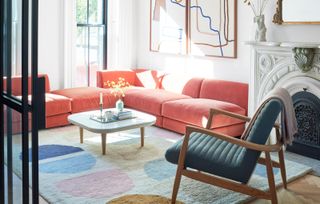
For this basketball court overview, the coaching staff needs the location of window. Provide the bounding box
[75,0,107,87]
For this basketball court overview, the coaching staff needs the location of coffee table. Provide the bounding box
[68,109,156,155]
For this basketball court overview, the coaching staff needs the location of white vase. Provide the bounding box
[116,99,124,112]
[254,15,267,42]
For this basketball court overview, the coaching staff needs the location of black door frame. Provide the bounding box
[1,0,43,203]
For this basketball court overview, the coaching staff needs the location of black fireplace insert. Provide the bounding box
[287,90,320,160]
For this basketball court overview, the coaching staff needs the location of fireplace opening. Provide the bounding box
[287,90,320,160]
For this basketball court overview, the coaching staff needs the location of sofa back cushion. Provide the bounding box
[133,69,165,89]
[199,79,248,113]
[3,74,50,96]
[161,74,204,98]
[97,70,137,88]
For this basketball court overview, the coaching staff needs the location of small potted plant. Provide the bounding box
[105,77,130,112]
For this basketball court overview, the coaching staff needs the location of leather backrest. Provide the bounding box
[239,99,282,183]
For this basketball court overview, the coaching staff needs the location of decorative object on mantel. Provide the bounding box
[280,42,320,73]
[293,48,315,73]
[244,0,269,42]
[105,77,130,112]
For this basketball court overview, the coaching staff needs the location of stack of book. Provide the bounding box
[117,110,133,120]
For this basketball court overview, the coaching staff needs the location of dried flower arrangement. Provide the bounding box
[244,0,269,16]
[104,77,130,99]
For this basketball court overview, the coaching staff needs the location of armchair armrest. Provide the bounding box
[206,108,280,130]
[185,125,282,152]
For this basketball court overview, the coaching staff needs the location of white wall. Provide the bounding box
[38,0,64,90]
[39,0,320,89]
[135,0,320,83]
[107,0,137,69]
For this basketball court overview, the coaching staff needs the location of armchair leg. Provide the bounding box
[278,148,287,189]
[171,166,183,204]
[265,152,278,204]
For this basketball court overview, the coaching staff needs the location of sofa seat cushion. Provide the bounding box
[124,89,191,115]
[162,98,246,129]
[45,93,72,117]
[52,87,117,113]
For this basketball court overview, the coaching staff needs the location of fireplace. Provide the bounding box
[247,41,320,159]
[287,90,320,160]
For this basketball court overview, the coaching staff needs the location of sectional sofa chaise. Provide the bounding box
[6,69,248,137]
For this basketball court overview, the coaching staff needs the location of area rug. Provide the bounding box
[12,126,312,204]
[108,194,183,204]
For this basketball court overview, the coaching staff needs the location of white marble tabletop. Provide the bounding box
[68,108,156,134]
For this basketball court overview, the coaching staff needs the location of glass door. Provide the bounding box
[1,0,44,203]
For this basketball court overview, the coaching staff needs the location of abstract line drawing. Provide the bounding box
[150,0,187,54]
[190,0,236,58]
[150,0,237,58]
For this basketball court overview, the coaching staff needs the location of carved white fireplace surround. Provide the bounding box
[246,42,320,116]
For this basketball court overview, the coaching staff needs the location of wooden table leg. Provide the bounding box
[101,133,107,155]
[140,127,144,147]
[80,127,84,144]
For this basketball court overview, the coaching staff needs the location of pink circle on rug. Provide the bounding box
[55,170,134,198]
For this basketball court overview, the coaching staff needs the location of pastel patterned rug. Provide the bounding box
[12,126,312,204]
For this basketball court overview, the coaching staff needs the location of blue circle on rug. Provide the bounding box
[254,164,280,177]
[40,153,96,174]
[20,144,84,162]
[144,158,176,181]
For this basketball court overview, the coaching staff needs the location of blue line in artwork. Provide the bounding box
[169,0,224,56]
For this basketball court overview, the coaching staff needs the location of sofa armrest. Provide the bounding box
[96,70,137,88]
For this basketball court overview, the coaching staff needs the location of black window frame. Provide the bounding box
[76,0,108,87]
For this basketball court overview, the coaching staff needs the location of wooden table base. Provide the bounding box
[140,127,144,147]
[101,133,106,155]
[80,127,83,143]
[79,127,145,155]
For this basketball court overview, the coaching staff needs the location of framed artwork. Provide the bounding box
[189,0,237,58]
[150,0,237,58]
[150,0,188,54]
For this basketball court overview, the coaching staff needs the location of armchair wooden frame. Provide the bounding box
[171,108,287,204]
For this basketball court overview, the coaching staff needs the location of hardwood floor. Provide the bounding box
[251,174,320,204]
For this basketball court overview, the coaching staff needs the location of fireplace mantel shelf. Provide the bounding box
[245,41,320,73]
[244,41,320,49]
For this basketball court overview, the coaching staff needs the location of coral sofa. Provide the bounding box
[6,70,248,137]
[3,75,71,130]
[97,70,248,136]
[4,75,118,132]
